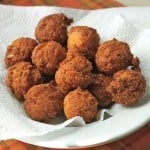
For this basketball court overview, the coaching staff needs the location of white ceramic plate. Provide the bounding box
[19,102,150,149]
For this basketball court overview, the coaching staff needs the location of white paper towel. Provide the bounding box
[0,5,150,140]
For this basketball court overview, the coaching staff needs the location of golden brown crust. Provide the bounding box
[5,37,37,67]
[24,81,64,122]
[131,57,140,67]
[96,38,133,74]
[130,57,141,72]
[35,13,73,44]
[55,55,93,92]
[67,26,100,60]
[4,13,147,125]
[64,87,98,123]
[6,62,43,101]
[32,41,66,75]
[106,69,146,105]
[89,74,112,107]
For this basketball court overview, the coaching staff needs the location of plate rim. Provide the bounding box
[18,106,150,149]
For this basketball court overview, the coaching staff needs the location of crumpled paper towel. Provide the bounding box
[0,5,150,140]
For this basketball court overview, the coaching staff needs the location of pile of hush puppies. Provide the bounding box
[5,13,146,124]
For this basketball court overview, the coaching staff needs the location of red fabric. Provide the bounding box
[0,0,124,8]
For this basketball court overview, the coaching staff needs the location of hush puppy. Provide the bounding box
[96,38,133,74]
[55,55,93,92]
[32,41,66,75]
[89,74,112,107]
[64,87,98,123]
[24,81,64,122]
[106,69,146,105]
[35,13,73,44]
[67,26,100,60]
[5,37,37,67]
[6,62,43,101]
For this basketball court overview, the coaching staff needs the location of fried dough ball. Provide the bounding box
[64,87,98,123]
[96,38,133,74]
[35,13,73,44]
[67,26,100,60]
[89,74,112,107]
[106,69,146,105]
[5,37,37,67]
[32,41,66,75]
[55,55,93,92]
[6,62,43,101]
[24,81,64,122]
